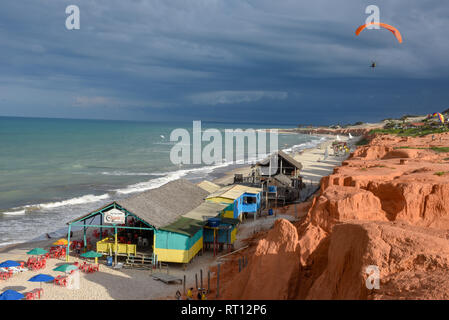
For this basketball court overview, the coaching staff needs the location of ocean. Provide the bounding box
[0,116,326,246]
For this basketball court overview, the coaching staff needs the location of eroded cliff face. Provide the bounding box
[214,133,449,300]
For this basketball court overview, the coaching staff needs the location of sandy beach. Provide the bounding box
[0,133,359,300]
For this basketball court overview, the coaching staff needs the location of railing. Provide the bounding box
[96,237,137,256]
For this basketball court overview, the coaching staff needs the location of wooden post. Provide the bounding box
[213,229,216,257]
[100,213,103,240]
[83,220,87,251]
[114,225,118,266]
[183,275,186,296]
[66,224,71,262]
[200,269,203,290]
[208,271,210,294]
[265,181,268,210]
[216,263,220,298]
[195,273,198,290]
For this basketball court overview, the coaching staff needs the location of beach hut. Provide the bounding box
[66,179,210,265]
[206,185,262,220]
[153,217,205,264]
[181,202,236,255]
[203,217,239,255]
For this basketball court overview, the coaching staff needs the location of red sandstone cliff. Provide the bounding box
[211,132,449,300]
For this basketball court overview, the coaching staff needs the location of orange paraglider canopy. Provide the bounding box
[355,22,402,43]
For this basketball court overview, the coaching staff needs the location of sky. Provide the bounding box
[0,0,448,125]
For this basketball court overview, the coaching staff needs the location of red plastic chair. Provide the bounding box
[31,288,42,299]
[25,292,35,300]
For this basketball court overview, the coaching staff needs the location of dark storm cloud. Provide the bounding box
[0,0,448,124]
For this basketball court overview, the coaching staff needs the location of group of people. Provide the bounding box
[332,142,350,156]
[176,288,207,300]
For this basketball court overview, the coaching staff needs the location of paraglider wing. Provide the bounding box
[355,22,402,43]
[430,113,445,124]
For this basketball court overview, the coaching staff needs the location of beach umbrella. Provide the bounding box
[53,264,78,273]
[53,238,69,246]
[27,248,48,256]
[0,289,24,300]
[0,260,21,268]
[80,251,102,264]
[28,274,54,289]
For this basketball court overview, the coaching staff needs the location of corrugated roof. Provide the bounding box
[197,180,222,194]
[182,202,228,221]
[206,184,261,201]
[159,216,205,237]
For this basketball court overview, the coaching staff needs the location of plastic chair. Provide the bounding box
[25,292,35,300]
[31,288,42,299]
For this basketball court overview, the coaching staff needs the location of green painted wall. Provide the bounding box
[155,229,203,251]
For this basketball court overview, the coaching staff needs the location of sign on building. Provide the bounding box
[104,208,126,224]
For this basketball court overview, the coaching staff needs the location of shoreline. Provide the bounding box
[0,130,328,248]
[0,133,353,253]
[0,134,354,253]
[0,132,359,300]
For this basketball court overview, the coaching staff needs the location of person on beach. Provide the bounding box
[197,291,202,300]
[187,288,193,300]
[175,290,181,300]
[201,291,207,300]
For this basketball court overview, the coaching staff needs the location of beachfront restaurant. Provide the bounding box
[206,184,262,221]
[65,179,210,265]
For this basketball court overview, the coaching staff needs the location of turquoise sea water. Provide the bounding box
[0,117,325,246]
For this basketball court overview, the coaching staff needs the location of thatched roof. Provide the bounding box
[256,151,303,175]
[273,174,292,186]
[278,150,303,170]
[116,179,209,228]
